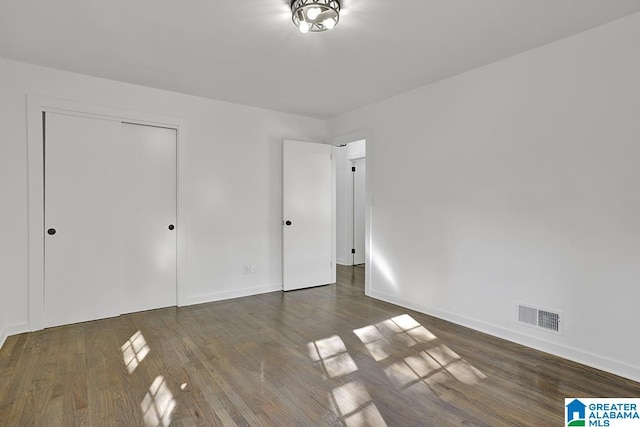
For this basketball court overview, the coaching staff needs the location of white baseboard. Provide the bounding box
[336,258,350,266]
[0,322,29,351]
[186,283,282,306]
[368,289,640,383]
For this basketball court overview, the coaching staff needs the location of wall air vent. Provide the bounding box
[518,305,537,326]
[517,304,562,334]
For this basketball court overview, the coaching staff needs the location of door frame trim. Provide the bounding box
[327,130,371,297]
[27,95,188,331]
[351,157,366,266]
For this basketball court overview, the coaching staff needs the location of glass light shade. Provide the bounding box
[307,7,321,20]
[323,18,336,29]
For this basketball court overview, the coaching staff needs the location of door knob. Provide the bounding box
[168,224,175,230]
[285,220,292,226]
[47,228,56,235]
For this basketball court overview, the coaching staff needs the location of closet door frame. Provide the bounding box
[27,95,188,331]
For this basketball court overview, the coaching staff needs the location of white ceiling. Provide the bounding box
[2,1,640,118]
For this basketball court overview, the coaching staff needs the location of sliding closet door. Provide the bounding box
[44,114,178,328]
[44,112,123,328]
[121,123,177,313]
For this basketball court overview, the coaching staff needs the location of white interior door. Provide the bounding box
[44,112,123,327]
[121,123,177,313]
[353,158,366,265]
[283,140,333,291]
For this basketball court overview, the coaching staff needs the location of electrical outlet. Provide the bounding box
[243,264,256,274]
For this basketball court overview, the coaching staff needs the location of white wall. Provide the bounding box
[0,57,326,334]
[335,140,366,265]
[327,12,640,381]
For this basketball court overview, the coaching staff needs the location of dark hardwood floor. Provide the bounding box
[1,265,638,426]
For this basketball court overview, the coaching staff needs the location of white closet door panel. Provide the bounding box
[44,112,123,328]
[121,124,177,313]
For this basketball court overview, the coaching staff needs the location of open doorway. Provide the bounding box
[336,139,366,266]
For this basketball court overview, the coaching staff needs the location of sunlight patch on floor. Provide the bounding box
[354,314,487,395]
[308,335,388,426]
[121,330,150,374]
[141,375,176,427]
[307,335,358,378]
[330,381,387,427]
[353,314,437,362]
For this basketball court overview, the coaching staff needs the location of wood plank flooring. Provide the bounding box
[1,265,639,426]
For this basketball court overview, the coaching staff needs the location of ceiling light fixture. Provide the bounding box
[291,0,340,33]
